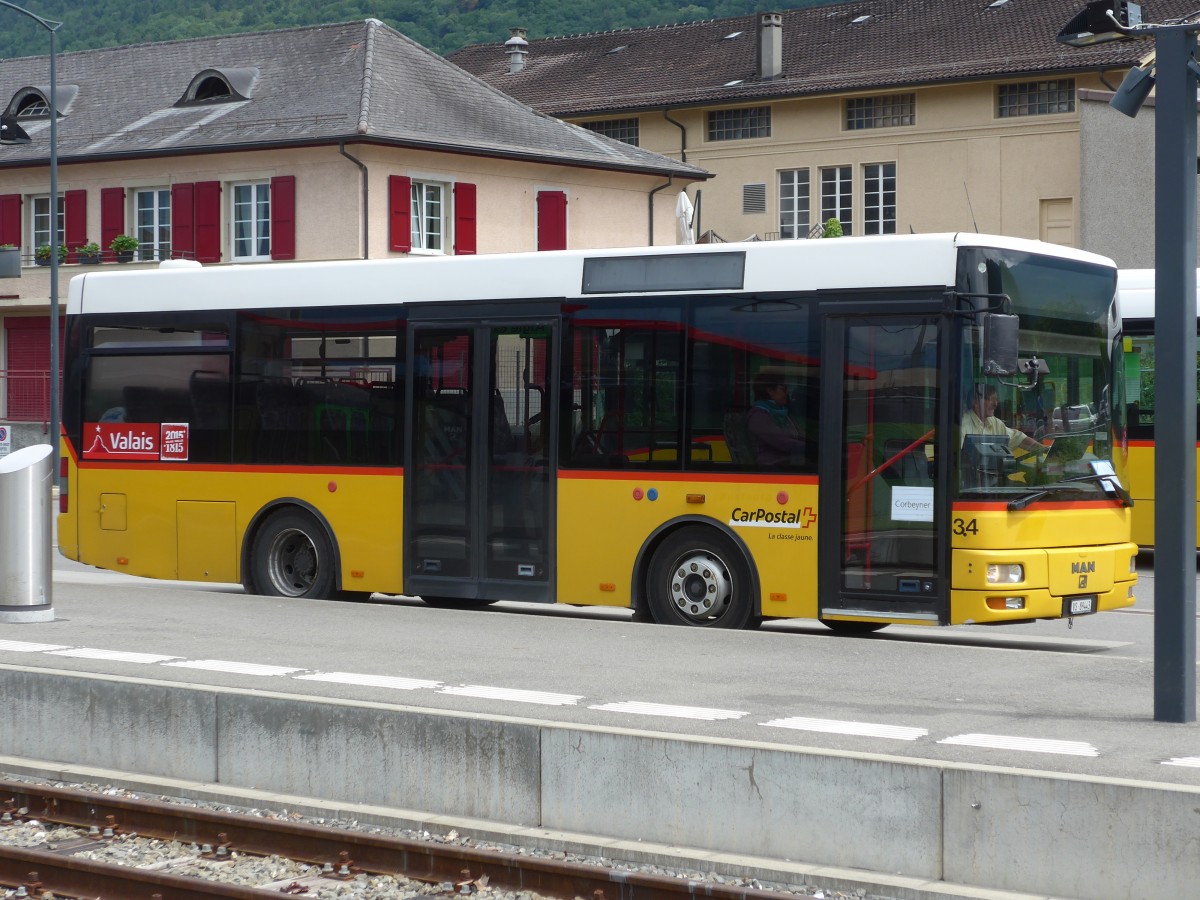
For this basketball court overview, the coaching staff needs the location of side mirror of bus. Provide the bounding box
[981,313,1020,376]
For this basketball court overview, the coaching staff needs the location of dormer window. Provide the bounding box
[176,67,259,107]
[16,94,49,118]
[194,76,232,102]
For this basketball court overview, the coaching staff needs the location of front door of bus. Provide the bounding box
[406,323,553,604]
[818,311,947,624]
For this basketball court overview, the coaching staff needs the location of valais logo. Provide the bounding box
[85,422,189,461]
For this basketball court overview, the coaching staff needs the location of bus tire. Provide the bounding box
[249,509,337,599]
[646,527,753,629]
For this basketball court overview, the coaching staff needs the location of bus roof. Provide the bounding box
[68,233,1116,316]
[1118,268,1200,320]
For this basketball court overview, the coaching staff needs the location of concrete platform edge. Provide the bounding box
[0,756,1062,900]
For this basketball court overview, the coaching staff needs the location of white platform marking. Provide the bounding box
[590,701,747,721]
[762,716,928,741]
[1163,757,1200,768]
[437,685,582,706]
[297,672,440,690]
[0,640,69,653]
[49,648,180,664]
[938,733,1098,757]
[163,660,302,677]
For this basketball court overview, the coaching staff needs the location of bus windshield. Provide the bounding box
[956,249,1124,504]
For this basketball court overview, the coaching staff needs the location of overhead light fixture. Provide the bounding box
[1110,62,1156,116]
[1057,0,1142,46]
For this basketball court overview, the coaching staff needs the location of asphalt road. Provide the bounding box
[3,552,1197,788]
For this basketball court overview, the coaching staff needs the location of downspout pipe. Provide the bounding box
[339,140,369,259]
[649,175,674,246]
[663,108,687,163]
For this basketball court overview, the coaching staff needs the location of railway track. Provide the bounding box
[0,779,809,899]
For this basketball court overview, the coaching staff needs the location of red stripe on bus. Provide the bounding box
[558,469,819,485]
[953,500,1125,511]
[73,461,403,477]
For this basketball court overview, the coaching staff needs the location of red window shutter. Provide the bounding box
[64,189,87,262]
[3,316,63,422]
[171,183,195,260]
[0,194,22,248]
[453,182,477,256]
[100,188,124,254]
[388,175,411,253]
[536,190,567,251]
[195,181,221,263]
[270,175,296,260]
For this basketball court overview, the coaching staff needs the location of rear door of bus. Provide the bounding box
[405,318,555,604]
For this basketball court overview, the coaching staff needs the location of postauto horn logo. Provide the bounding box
[729,506,817,528]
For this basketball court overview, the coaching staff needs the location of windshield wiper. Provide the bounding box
[1007,473,1132,511]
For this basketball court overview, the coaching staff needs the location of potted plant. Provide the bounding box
[0,243,19,278]
[109,234,139,263]
[34,243,67,266]
[76,241,102,265]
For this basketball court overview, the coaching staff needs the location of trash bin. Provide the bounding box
[0,443,54,623]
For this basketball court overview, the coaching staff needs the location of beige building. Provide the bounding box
[451,0,1181,250]
[0,19,707,444]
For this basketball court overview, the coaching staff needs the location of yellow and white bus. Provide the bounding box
[1117,268,1200,548]
[59,234,1136,630]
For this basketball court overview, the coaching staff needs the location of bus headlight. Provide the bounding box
[986,563,1024,584]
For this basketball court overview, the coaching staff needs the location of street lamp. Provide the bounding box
[1060,2,1199,724]
[0,1,62,486]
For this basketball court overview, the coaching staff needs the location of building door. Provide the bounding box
[818,309,949,625]
[406,322,554,604]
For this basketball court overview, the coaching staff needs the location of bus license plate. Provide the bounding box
[1065,595,1097,616]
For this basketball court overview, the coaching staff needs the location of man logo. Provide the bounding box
[1078,574,1088,589]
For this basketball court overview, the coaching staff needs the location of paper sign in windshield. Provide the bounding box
[891,486,934,522]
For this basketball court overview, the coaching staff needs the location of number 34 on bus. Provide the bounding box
[59,234,1137,631]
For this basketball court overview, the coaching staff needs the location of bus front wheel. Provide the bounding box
[646,527,753,629]
[248,509,337,599]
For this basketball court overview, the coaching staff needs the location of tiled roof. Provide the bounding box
[449,0,1190,116]
[0,20,706,179]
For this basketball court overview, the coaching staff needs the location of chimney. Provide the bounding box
[757,12,782,81]
[505,27,529,74]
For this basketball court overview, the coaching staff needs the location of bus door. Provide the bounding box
[406,322,554,604]
[817,309,950,625]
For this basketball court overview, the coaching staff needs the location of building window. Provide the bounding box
[997,79,1075,117]
[135,188,172,261]
[820,166,852,236]
[411,181,445,253]
[846,93,915,129]
[779,169,810,239]
[30,194,63,253]
[581,118,640,146]
[231,181,270,260]
[863,163,896,235]
[707,106,771,141]
[15,94,49,118]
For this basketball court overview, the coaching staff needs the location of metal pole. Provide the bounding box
[48,25,59,488]
[1152,27,1198,723]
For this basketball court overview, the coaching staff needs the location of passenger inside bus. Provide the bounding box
[746,368,806,467]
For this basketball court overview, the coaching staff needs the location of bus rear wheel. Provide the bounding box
[646,527,753,629]
[249,509,337,599]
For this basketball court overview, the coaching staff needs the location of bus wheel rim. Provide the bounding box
[268,527,318,597]
[667,551,731,622]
